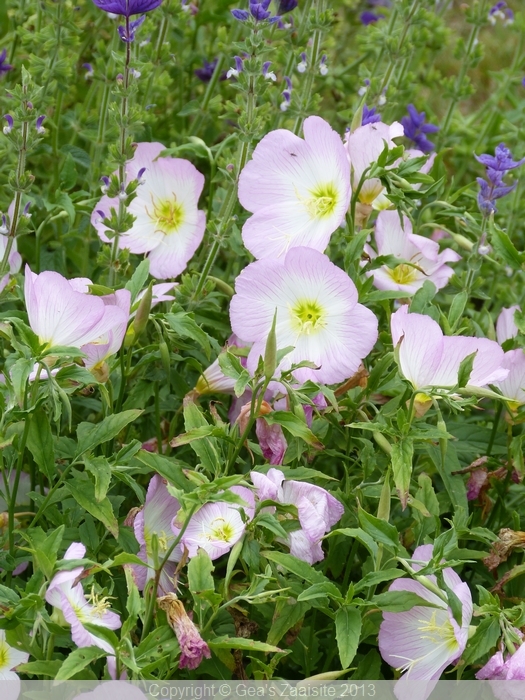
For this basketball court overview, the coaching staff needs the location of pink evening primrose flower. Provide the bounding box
[391,305,508,393]
[476,635,525,697]
[0,628,29,685]
[251,468,344,564]
[496,305,520,344]
[238,116,351,260]
[365,210,460,294]
[378,544,473,697]
[128,474,183,594]
[91,142,206,279]
[45,543,121,656]
[230,247,378,385]
[24,267,128,352]
[493,349,525,408]
[81,288,131,373]
[345,119,404,213]
[176,486,255,561]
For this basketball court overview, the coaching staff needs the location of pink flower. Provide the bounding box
[365,211,460,294]
[378,544,473,694]
[251,468,344,564]
[345,120,403,212]
[177,486,255,560]
[391,305,508,392]
[477,641,525,681]
[81,288,131,373]
[45,543,121,655]
[230,247,378,385]
[496,305,519,344]
[24,267,127,351]
[128,475,183,593]
[0,628,29,684]
[158,594,211,670]
[238,116,351,260]
[92,143,206,279]
[255,417,287,465]
[494,349,525,407]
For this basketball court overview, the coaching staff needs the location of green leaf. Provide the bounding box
[460,617,501,670]
[55,191,76,224]
[335,606,361,669]
[448,291,468,330]
[126,259,151,303]
[265,411,323,448]
[358,509,400,552]
[209,636,282,653]
[410,281,436,314]
[55,646,108,681]
[188,548,215,594]
[24,525,65,580]
[297,582,342,603]
[84,456,112,502]
[135,450,193,491]
[372,590,441,612]
[391,438,413,510]
[327,528,378,559]
[166,312,211,359]
[457,351,477,388]
[27,410,55,479]
[353,569,405,593]
[264,310,278,380]
[76,409,142,456]
[66,471,118,537]
[489,222,524,269]
[262,551,328,584]
[18,661,63,677]
[182,401,221,474]
[267,599,310,646]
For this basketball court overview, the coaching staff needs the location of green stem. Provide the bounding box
[292,0,325,136]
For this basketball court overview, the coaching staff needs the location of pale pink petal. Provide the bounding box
[250,468,285,502]
[495,349,525,403]
[287,529,325,564]
[146,210,206,279]
[255,418,287,465]
[497,305,520,344]
[391,307,443,389]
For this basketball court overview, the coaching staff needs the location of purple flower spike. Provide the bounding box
[36,115,46,134]
[0,49,13,76]
[250,0,272,21]
[476,143,524,215]
[360,10,384,24]
[194,58,218,83]
[401,104,439,153]
[3,114,13,135]
[362,104,381,126]
[118,14,146,41]
[91,0,163,16]
[231,8,250,21]
[278,0,298,12]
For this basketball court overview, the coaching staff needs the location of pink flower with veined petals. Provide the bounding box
[365,211,460,294]
[230,247,378,385]
[45,543,121,656]
[496,305,520,344]
[128,474,183,594]
[81,288,131,372]
[91,142,206,280]
[477,633,525,700]
[177,486,255,561]
[24,267,127,351]
[238,116,351,260]
[158,594,211,670]
[250,468,344,564]
[391,305,508,392]
[494,349,525,407]
[379,544,473,699]
[255,418,287,465]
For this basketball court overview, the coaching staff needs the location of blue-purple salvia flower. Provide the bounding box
[35,116,46,134]
[3,115,13,135]
[476,143,525,215]
[280,76,292,112]
[362,105,381,126]
[194,59,218,83]
[401,104,439,153]
[91,0,163,15]
[278,0,298,12]
[360,10,384,24]
[118,14,145,42]
[488,1,514,25]
[82,63,94,80]
[226,56,244,80]
[0,50,12,77]
[231,0,280,23]
[297,52,307,73]
[262,61,276,81]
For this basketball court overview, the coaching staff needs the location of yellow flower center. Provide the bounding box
[393,610,459,676]
[290,299,326,335]
[147,196,184,234]
[84,586,112,618]
[300,183,338,219]
[0,640,9,670]
[208,517,235,542]
[388,263,418,285]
